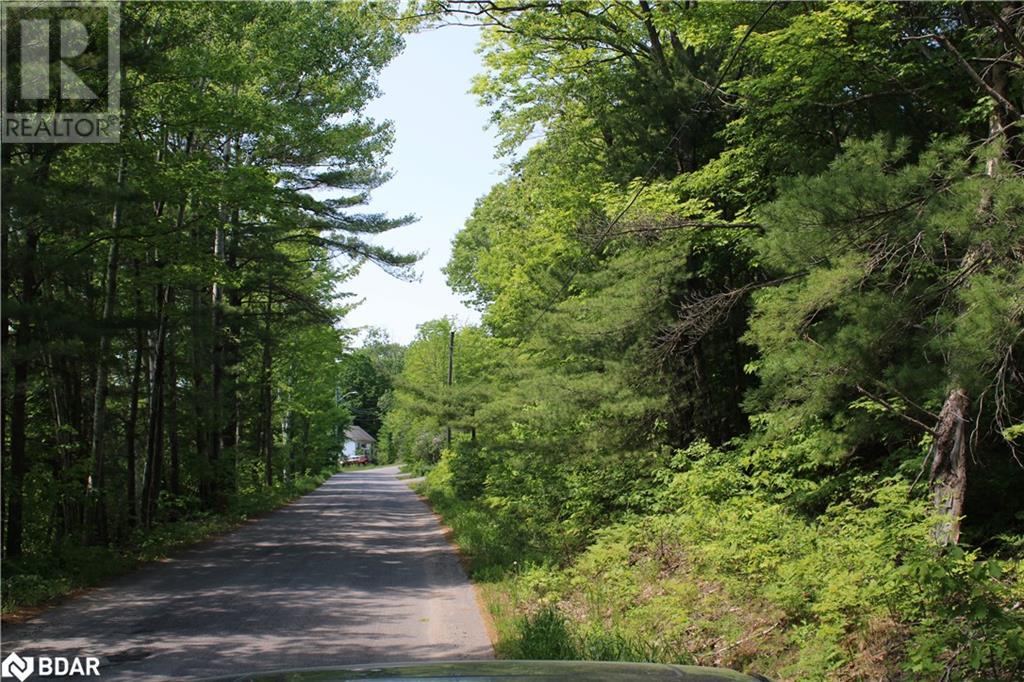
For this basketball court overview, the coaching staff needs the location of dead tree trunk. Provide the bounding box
[929,388,969,545]
[926,5,1022,545]
[206,132,243,510]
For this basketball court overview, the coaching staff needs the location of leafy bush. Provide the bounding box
[420,456,531,576]
[422,438,1024,680]
[1,574,72,612]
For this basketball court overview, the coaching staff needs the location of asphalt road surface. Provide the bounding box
[2,466,493,679]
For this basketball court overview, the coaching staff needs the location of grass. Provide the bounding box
[411,467,671,665]
[412,460,789,677]
[1,471,331,616]
[499,605,691,664]
[415,456,1024,681]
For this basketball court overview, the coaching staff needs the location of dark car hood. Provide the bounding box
[207,660,769,682]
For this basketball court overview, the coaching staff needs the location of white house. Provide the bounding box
[341,425,376,460]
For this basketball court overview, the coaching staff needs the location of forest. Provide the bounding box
[2,1,1023,680]
[381,2,1024,680]
[1,2,411,607]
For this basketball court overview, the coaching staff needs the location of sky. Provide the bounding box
[338,26,502,345]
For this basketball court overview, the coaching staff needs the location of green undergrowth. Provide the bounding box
[400,458,435,478]
[416,446,1024,681]
[338,463,395,473]
[1,470,331,615]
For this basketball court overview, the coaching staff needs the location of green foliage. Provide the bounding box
[336,330,405,437]
[424,440,1023,679]
[380,318,503,467]
[399,3,1024,679]
[2,0,412,593]
[419,455,531,576]
[902,547,1024,678]
[503,608,577,660]
[746,136,1024,473]
[503,607,686,664]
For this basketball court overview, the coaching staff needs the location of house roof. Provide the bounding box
[344,425,376,444]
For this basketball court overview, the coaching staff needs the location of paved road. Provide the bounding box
[2,466,493,679]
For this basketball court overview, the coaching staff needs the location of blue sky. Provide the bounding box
[339,26,501,345]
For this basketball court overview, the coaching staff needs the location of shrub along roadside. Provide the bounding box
[1,470,333,616]
[417,446,1024,681]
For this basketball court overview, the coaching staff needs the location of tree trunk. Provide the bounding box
[141,283,170,528]
[6,327,30,557]
[0,191,9,543]
[44,353,82,541]
[989,3,1023,167]
[190,241,211,507]
[300,416,311,475]
[926,12,1023,544]
[208,137,234,510]
[88,159,125,543]
[211,220,226,508]
[224,208,242,494]
[125,271,144,528]
[929,388,969,545]
[261,282,273,487]
[281,408,291,484]
[167,318,181,498]
[5,227,38,557]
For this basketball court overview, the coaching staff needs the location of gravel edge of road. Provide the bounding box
[403,478,501,652]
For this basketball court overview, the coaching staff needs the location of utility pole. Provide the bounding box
[446,329,455,448]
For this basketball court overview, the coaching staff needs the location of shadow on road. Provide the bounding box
[2,467,493,680]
